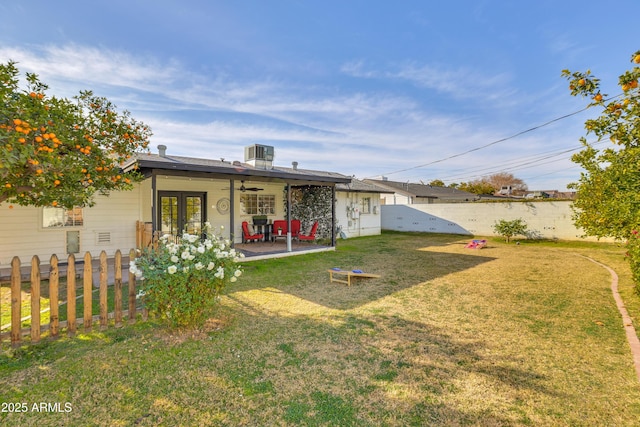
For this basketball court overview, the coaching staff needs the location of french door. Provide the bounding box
[158,191,206,237]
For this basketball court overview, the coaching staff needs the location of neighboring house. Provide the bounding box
[0,144,354,266]
[363,178,479,204]
[335,179,394,238]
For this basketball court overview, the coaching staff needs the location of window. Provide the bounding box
[360,197,371,214]
[43,206,84,228]
[240,194,276,215]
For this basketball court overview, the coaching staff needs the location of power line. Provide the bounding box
[367,94,623,179]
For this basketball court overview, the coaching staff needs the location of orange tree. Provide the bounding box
[562,50,640,289]
[0,61,151,209]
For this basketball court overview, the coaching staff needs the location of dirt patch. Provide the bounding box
[153,315,233,345]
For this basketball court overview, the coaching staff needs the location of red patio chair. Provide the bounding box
[298,222,318,241]
[291,219,301,239]
[242,221,264,243]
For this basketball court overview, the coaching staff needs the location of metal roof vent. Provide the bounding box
[244,144,274,169]
[158,144,167,157]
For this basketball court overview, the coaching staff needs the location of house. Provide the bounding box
[0,144,359,267]
[335,179,394,238]
[363,178,479,204]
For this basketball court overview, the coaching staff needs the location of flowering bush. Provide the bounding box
[130,223,243,327]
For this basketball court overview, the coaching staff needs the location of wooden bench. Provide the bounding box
[327,269,381,286]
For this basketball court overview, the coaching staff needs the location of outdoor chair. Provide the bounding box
[242,221,264,243]
[298,221,318,241]
[291,219,301,240]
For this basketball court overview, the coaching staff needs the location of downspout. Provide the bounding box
[286,183,292,252]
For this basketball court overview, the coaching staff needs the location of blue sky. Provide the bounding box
[1,1,637,190]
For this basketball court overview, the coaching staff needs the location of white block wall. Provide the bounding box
[381,201,610,241]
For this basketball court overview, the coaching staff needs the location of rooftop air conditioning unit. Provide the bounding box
[244,144,275,169]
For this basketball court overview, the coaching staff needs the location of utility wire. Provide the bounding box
[367,93,623,179]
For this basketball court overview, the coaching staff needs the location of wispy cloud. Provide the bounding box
[0,43,582,189]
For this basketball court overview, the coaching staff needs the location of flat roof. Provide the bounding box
[124,153,352,185]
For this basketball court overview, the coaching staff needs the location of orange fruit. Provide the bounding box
[54,179,61,186]
[634,54,640,64]
[52,201,58,207]
[578,78,586,86]
[5,183,11,188]
[29,92,37,98]
[12,118,22,126]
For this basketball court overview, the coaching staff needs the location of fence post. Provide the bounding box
[10,257,21,347]
[67,254,76,336]
[83,252,93,331]
[30,256,41,343]
[49,254,59,338]
[99,251,108,329]
[128,249,136,322]
[114,250,123,327]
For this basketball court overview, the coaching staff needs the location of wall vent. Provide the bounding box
[96,231,111,245]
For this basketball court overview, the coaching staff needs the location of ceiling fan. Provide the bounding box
[235,180,264,192]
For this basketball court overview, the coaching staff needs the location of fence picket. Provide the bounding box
[99,251,108,329]
[83,252,93,331]
[114,250,123,327]
[30,256,41,343]
[10,257,21,347]
[49,254,59,338]
[67,254,77,336]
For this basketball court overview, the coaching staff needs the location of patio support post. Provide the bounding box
[151,171,157,237]
[286,183,292,252]
[331,185,336,247]
[229,179,235,248]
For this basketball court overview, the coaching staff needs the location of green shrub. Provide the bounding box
[130,224,243,327]
[493,218,528,243]
[627,230,640,293]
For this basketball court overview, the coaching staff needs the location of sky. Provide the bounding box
[1,1,638,191]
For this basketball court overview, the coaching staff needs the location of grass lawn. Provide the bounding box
[1,232,640,426]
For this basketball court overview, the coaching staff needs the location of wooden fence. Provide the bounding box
[1,249,145,347]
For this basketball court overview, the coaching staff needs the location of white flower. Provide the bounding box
[171,255,179,263]
[187,234,198,243]
[207,261,215,270]
[188,254,195,261]
[230,276,237,282]
[197,245,205,254]
[234,270,242,277]
[195,262,204,270]
[181,250,191,260]
[183,266,190,273]
[167,265,177,274]
[214,266,225,279]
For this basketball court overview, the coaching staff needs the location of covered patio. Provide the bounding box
[125,144,352,255]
